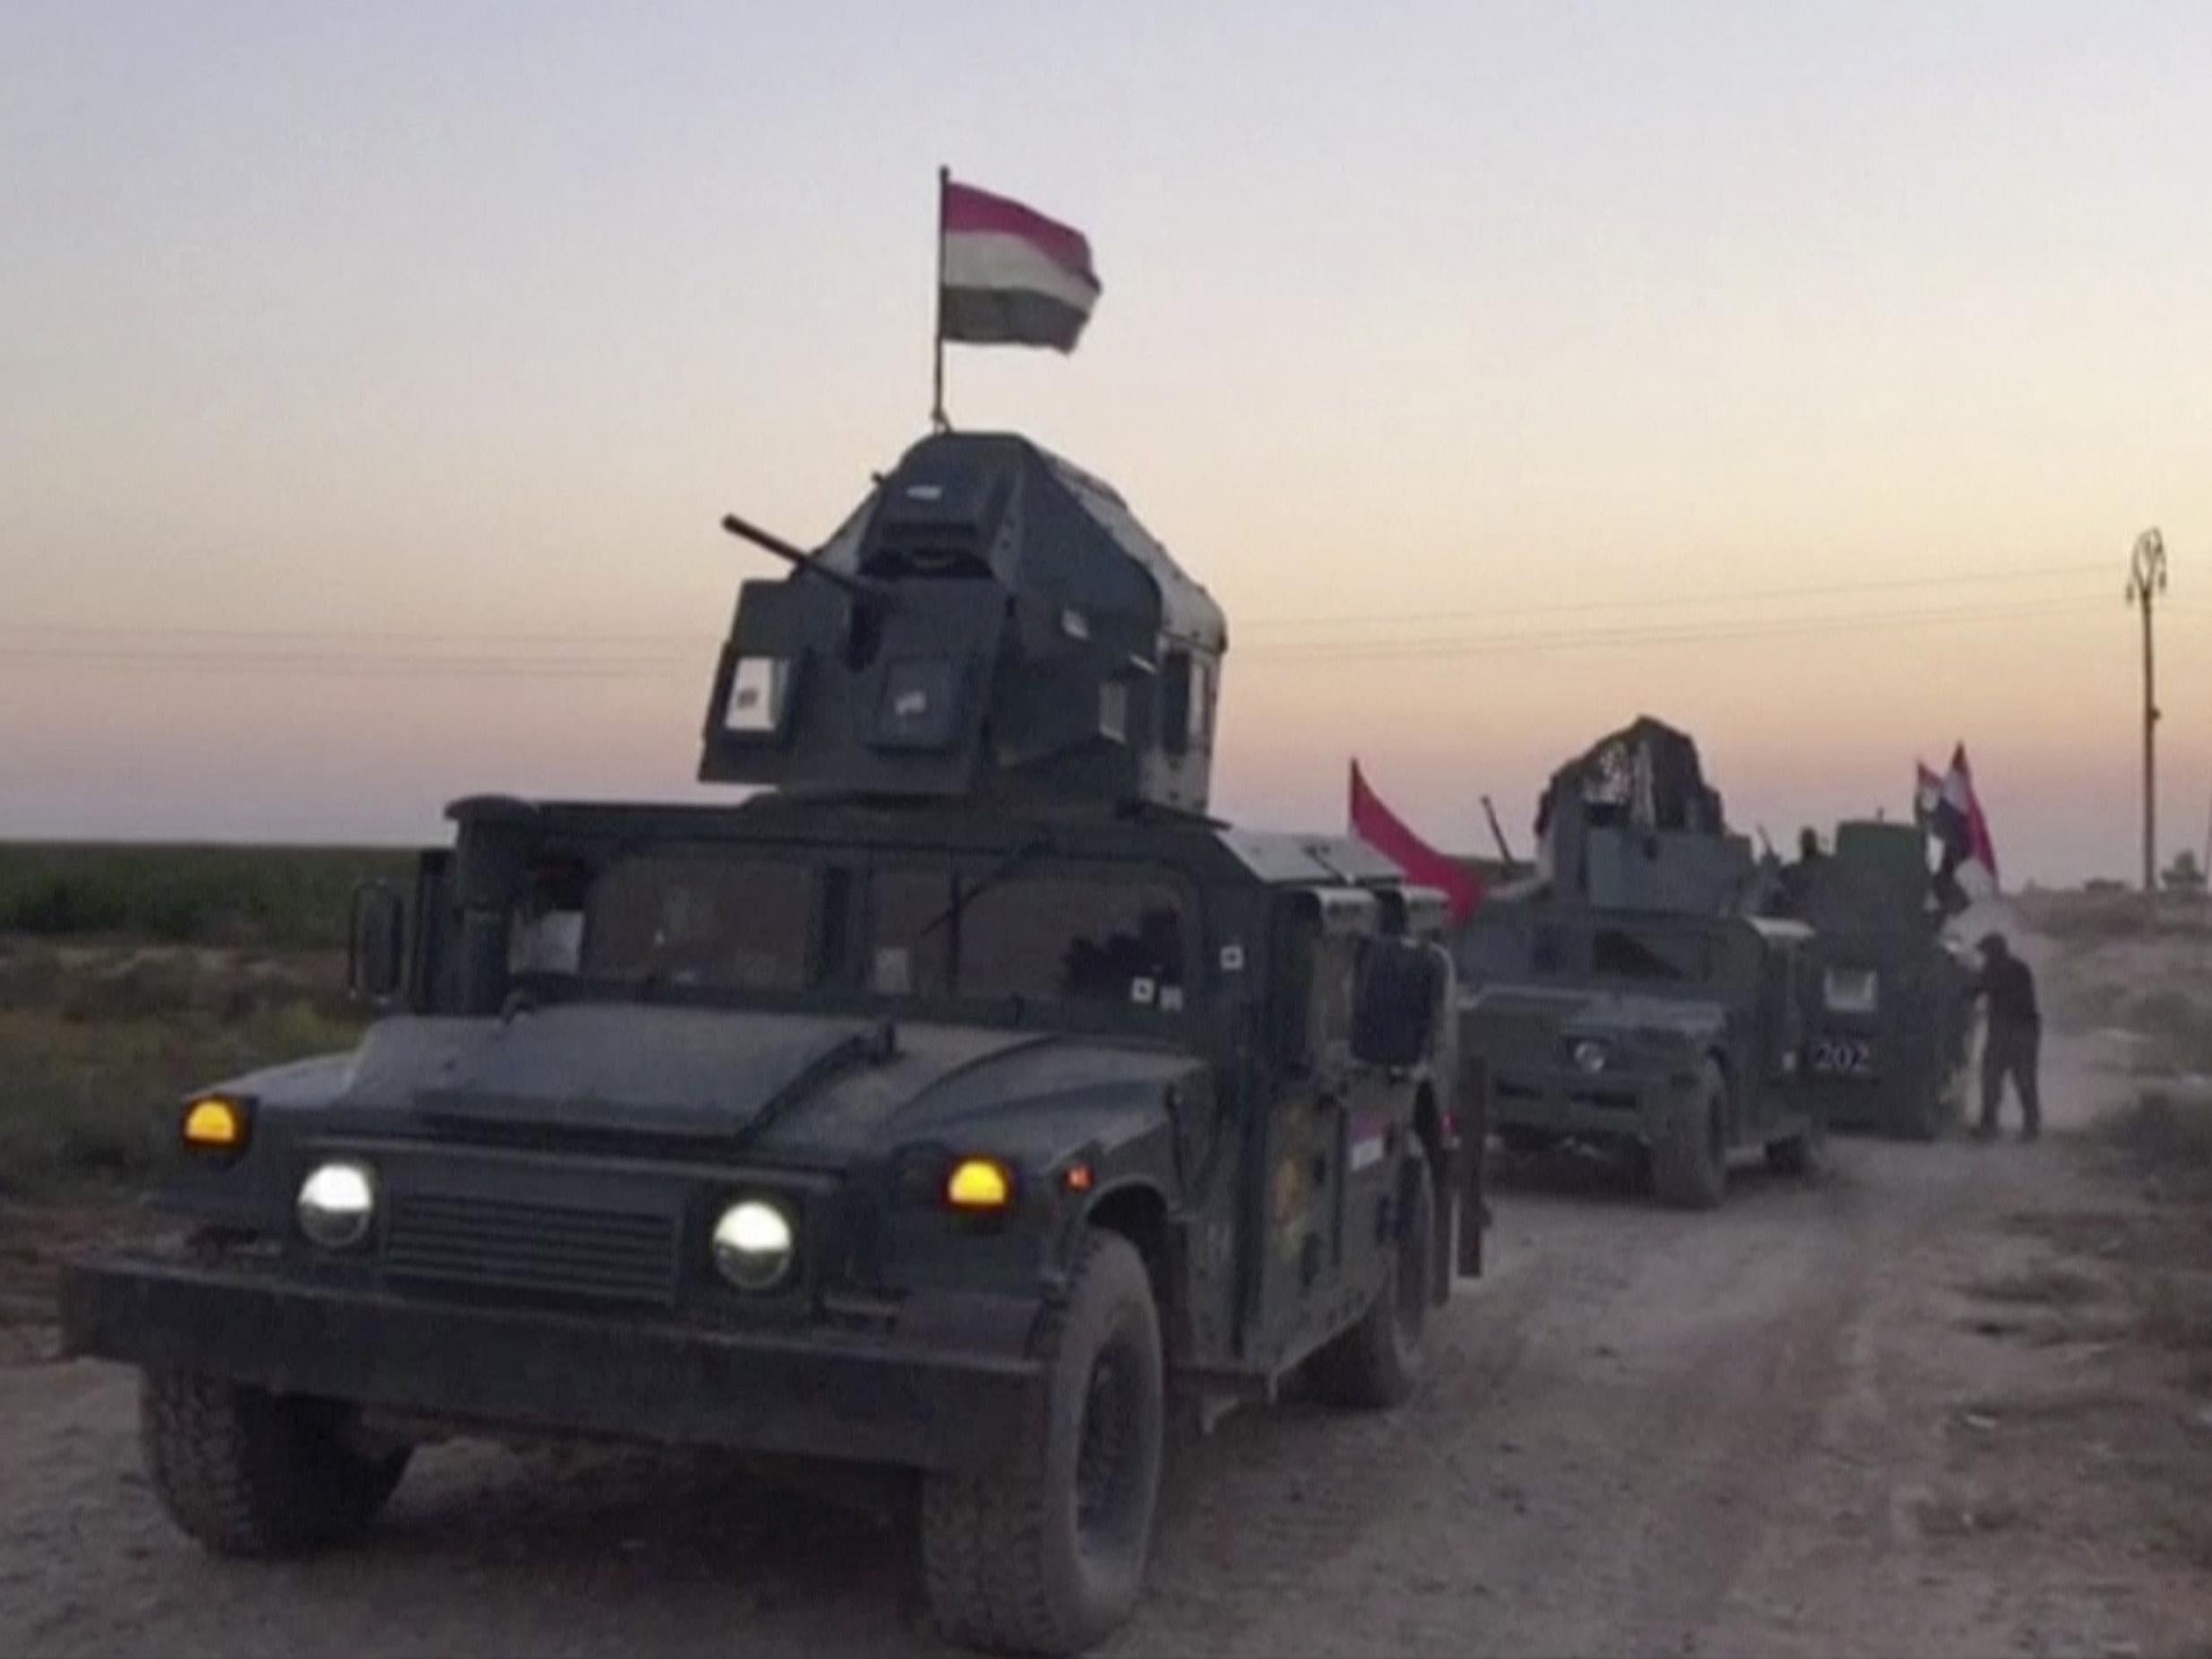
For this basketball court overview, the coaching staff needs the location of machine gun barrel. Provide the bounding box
[719,514,879,602]
[1481,795,1517,868]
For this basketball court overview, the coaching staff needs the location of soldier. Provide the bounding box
[1971,931,2040,1141]
[1765,826,1826,920]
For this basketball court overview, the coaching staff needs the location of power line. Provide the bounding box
[0,624,701,650]
[1239,596,2101,663]
[0,648,689,679]
[0,559,2114,655]
[0,594,2118,678]
[1233,561,2112,635]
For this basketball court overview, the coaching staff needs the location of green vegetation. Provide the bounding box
[0,842,414,948]
[1,880,376,1197]
[2104,1088,2212,1180]
[2014,887,2212,946]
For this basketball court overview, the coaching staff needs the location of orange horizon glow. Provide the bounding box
[4,5,2208,885]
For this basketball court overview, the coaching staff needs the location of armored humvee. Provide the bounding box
[1770,818,1972,1139]
[1455,719,1826,1207]
[59,433,1478,1656]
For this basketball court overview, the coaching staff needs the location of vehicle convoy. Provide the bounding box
[59,432,1482,1657]
[1768,818,1973,1140]
[1453,719,1827,1208]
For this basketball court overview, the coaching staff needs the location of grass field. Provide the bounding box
[0,989,359,1194]
[0,843,402,1197]
[0,842,416,948]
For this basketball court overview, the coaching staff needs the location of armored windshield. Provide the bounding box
[574,854,815,991]
[869,866,1189,1014]
[1460,907,1717,987]
[503,844,1191,1020]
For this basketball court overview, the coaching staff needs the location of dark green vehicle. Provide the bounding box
[1772,819,1972,1140]
[1455,720,1826,1207]
[59,433,1477,1656]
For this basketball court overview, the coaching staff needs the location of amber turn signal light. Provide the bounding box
[946,1157,1014,1211]
[182,1096,248,1153]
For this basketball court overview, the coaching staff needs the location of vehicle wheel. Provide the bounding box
[1307,1143,1435,1410]
[920,1231,1163,1656]
[1615,1139,1655,1188]
[1652,1060,1728,1210]
[1893,1079,1964,1141]
[139,1371,410,1556]
[1498,1127,1560,1158]
[1764,1110,1827,1177]
[1898,1081,1951,1142]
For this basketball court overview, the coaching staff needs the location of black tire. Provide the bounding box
[1307,1144,1435,1410]
[1498,1127,1560,1159]
[1764,1110,1827,1177]
[1898,1076,1957,1142]
[1652,1060,1728,1210]
[1896,1093,1941,1143]
[920,1231,1163,1656]
[139,1371,410,1557]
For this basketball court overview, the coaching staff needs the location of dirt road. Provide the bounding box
[6,1110,2201,1658]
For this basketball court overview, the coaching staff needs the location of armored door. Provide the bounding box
[1255,894,1387,1366]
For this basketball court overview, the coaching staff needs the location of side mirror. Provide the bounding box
[347,881,408,1006]
[1352,938,1441,1070]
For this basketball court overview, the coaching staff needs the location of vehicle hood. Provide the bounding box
[250,1004,1197,1161]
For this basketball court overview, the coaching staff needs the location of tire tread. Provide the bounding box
[140,1371,406,1558]
[920,1231,1159,1655]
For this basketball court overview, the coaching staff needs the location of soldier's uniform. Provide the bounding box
[1973,934,2040,1140]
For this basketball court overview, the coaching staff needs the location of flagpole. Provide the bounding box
[930,166,949,431]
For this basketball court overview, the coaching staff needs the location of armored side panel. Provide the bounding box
[1809,820,1931,927]
[1582,826,1758,913]
[699,432,1225,814]
[1796,818,1968,1137]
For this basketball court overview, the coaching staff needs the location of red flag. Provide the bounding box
[1945,743,2000,891]
[1349,760,1482,924]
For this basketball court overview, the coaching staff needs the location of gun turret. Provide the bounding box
[699,432,1225,814]
[1530,716,1754,913]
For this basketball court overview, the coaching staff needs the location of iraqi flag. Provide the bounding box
[1918,744,1999,899]
[1349,761,1482,925]
[938,177,1101,352]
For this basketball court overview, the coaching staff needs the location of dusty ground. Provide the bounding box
[4,914,2210,1656]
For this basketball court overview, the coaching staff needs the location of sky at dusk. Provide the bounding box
[5,2,2211,883]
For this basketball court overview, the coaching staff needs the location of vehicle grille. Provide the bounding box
[384,1192,680,1307]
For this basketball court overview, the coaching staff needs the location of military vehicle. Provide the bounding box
[1769,818,1972,1139]
[59,432,1480,1657]
[1454,719,1826,1208]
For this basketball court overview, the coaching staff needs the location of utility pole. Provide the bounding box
[2126,528,2168,893]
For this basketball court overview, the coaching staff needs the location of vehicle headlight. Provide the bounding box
[1571,1039,1611,1075]
[296,1160,377,1249]
[711,1197,796,1292]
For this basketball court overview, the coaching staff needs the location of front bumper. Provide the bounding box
[1490,1064,1685,1140]
[60,1254,1047,1475]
